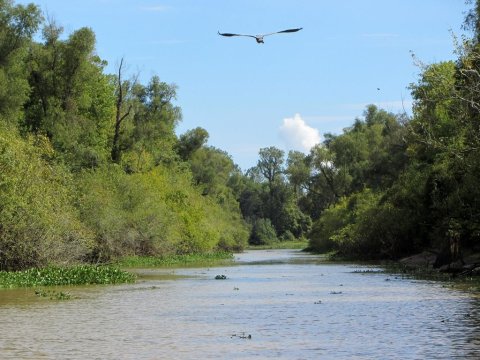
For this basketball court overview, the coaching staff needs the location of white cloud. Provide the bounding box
[279,114,321,152]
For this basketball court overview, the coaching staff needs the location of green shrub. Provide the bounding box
[279,230,296,242]
[308,196,351,253]
[77,164,248,261]
[249,218,278,245]
[0,125,94,271]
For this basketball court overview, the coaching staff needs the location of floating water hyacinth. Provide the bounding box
[0,265,136,288]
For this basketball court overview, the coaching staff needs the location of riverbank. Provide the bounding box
[305,246,480,291]
[397,250,480,276]
[0,252,235,289]
[114,252,234,268]
[371,250,480,293]
[247,240,309,250]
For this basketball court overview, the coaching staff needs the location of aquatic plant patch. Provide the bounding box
[0,265,136,288]
[34,289,72,300]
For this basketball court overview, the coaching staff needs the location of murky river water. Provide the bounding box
[0,249,479,359]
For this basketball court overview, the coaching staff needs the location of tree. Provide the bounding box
[307,105,409,256]
[285,150,310,196]
[111,58,134,164]
[0,0,41,123]
[240,146,312,239]
[190,146,235,195]
[0,2,251,270]
[175,127,209,161]
[24,24,115,170]
[124,75,182,170]
[306,144,349,216]
[257,146,285,186]
[249,218,277,245]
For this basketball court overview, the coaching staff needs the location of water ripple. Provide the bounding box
[0,249,479,359]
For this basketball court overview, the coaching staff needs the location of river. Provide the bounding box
[0,249,479,359]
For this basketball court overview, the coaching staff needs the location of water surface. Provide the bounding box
[1,249,479,359]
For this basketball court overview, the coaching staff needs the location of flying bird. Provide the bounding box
[218,28,303,44]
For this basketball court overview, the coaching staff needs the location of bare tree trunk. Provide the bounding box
[111,58,132,163]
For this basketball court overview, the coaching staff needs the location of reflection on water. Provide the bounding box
[0,249,479,359]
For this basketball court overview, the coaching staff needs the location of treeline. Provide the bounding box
[240,1,480,265]
[2,0,480,271]
[301,3,480,263]
[0,0,249,271]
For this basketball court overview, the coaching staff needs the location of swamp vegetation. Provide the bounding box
[1,0,480,285]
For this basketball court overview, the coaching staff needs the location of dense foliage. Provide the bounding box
[2,0,480,272]
[237,1,480,263]
[0,0,248,271]
[305,3,480,263]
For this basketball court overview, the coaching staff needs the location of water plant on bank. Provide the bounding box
[0,265,136,288]
[115,252,234,268]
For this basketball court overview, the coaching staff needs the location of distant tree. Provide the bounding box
[249,218,277,245]
[285,150,310,196]
[307,144,349,212]
[175,127,209,161]
[238,182,264,221]
[241,147,312,239]
[257,146,285,186]
[190,146,235,195]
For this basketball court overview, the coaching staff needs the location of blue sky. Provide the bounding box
[18,0,468,170]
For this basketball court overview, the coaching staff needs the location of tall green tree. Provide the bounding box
[122,76,181,171]
[190,146,234,194]
[257,146,285,186]
[24,24,115,170]
[240,147,312,241]
[285,150,310,196]
[175,127,209,161]
[0,0,41,123]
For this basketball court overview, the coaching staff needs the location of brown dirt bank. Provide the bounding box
[399,250,480,276]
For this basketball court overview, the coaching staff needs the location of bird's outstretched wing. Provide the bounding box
[262,27,303,37]
[218,31,256,39]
